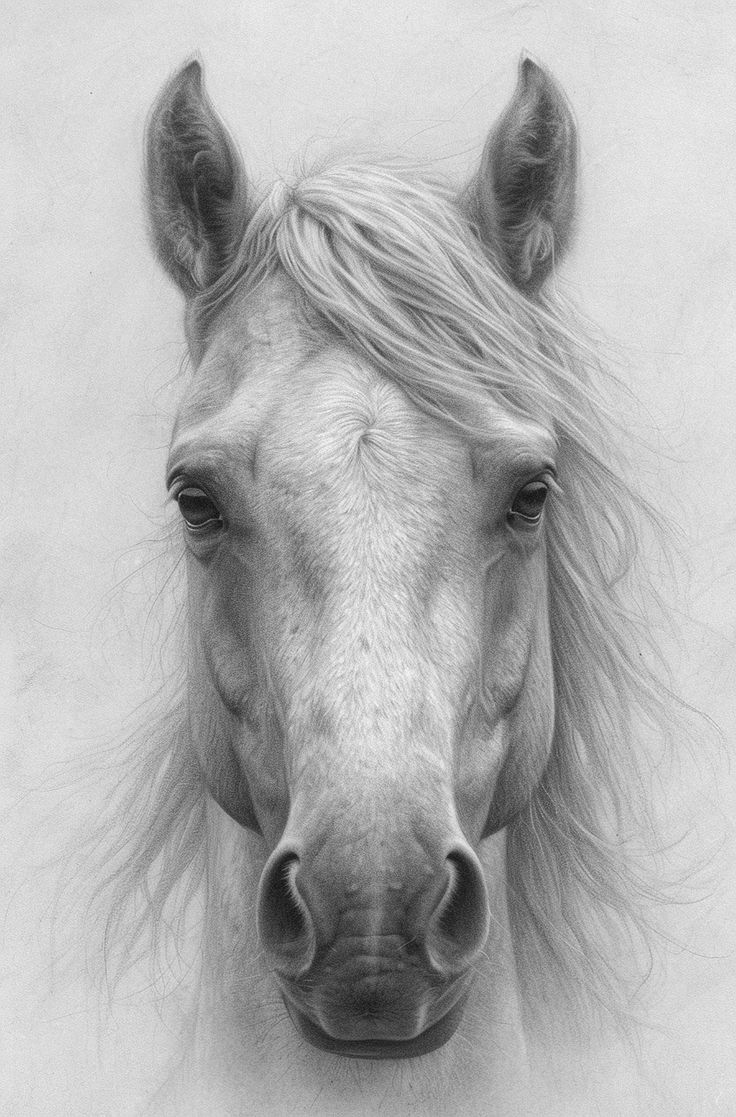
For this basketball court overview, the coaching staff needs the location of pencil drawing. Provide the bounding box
[94,57,684,1114]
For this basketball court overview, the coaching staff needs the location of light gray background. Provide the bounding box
[2,1,735,1113]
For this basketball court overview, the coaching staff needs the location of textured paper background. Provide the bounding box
[2,2,735,1112]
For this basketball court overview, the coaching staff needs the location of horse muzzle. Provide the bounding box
[256,838,489,1058]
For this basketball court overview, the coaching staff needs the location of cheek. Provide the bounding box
[481,549,548,713]
[453,550,554,837]
[186,565,291,840]
[484,628,554,834]
[188,564,258,718]
[454,719,509,840]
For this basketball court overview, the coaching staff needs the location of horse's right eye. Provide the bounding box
[176,487,224,532]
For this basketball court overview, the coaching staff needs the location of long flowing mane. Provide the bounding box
[96,158,678,1042]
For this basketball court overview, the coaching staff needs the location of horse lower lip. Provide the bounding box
[283,989,470,1060]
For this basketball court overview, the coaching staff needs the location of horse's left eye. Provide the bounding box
[508,480,549,525]
[176,487,224,532]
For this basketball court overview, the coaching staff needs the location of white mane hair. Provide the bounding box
[94,157,683,1045]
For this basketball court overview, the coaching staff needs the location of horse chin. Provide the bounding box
[281,984,471,1061]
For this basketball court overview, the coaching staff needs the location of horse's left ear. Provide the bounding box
[463,57,578,295]
[145,60,249,297]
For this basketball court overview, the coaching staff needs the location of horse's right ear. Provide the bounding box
[145,60,248,297]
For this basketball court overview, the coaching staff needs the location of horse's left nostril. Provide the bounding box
[425,846,490,975]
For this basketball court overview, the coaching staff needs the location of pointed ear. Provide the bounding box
[145,60,248,297]
[464,58,578,295]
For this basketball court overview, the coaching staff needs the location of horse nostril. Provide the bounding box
[257,849,315,977]
[426,847,490,975]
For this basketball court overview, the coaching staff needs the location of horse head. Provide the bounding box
[145,57,577,1058]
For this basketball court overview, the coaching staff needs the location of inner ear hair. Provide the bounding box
[145,60,249,297]
[464,57,578,295]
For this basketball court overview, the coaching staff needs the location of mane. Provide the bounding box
[96,159,682,1043]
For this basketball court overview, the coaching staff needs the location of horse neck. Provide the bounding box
[178,801,532,1117]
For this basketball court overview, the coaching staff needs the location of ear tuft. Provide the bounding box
[145,60,248,297]
[465,57,578,295]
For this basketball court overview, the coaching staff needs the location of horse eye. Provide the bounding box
[508,480,549,525]
[176,487,224,532]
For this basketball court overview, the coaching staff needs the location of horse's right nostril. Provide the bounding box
[257,848,315,977]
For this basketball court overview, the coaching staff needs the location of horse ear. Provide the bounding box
[464,57,577,294]
[145,60,248,297]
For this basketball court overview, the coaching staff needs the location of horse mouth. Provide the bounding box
[283,986,470,1060]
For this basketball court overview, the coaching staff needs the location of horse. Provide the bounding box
[98,57,677,1114]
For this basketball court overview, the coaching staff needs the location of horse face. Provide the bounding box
[166,276,557,1056]
[153,56,575,1058]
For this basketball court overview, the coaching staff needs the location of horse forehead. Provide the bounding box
[260,355,466,484]
[256,362,477,619]
[170,279,557,513]
[173,275,556,469]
